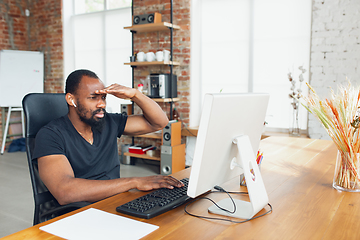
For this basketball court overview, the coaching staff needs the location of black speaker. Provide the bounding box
[162,120,181,146]
[120,104,132,116]
[133,13,162,25]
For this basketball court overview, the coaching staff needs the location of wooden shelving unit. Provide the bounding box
[124,1,186,173]
[125,131,162,162]
[126,2,180,120]
[124,61,180,66]
[124,22,180,33]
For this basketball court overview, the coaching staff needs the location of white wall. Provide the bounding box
[309,0,360,139]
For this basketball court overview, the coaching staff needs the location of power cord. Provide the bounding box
[184,186,272,223]
[213,186,236,214]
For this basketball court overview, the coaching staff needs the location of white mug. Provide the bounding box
[146,52,155,62]
[156,51,164,61]
[137,52,146,62]
[163,50,170,62]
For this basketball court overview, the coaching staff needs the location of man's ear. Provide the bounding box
[65,93,76,107]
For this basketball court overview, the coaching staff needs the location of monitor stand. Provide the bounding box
[208,135,269,219]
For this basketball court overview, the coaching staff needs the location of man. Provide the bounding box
[32,69,183,205]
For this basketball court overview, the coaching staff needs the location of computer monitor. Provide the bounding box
[187,93,270,219]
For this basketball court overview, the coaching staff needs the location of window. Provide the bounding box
[74,0,132,14]
[190,0,312,132]
[63,0,132,113]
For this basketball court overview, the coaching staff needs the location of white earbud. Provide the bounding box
[72,100,77,108]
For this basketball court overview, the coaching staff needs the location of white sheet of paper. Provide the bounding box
[39,208,159,240]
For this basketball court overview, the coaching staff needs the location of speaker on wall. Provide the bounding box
[162,120,181,146]
[133,12,162,25]
[120,104,132,116]
[160,144,185,175]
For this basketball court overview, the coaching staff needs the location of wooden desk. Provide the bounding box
[4,136,360,239]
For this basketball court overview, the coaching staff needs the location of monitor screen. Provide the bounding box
[187,93,270,219]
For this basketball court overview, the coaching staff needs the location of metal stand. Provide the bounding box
[208,135,268,219]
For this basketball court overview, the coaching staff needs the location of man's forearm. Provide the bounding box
[130,90,169,130]
[54,175,183,205]
[55,177,138,205]
[96,84,169,133]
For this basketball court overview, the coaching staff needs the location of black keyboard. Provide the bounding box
[116,178,190,219]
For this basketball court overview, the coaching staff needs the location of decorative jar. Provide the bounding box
[333,150,360,192]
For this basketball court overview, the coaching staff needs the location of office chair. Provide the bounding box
[22,93,90,225]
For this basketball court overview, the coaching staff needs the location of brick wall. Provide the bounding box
[309,0,360,139]
[132,0,191,123]
[119,0,191,150]
[30,1,63,93]
[0,0,62,148]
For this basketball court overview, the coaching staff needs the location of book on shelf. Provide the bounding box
[128,145,155,155]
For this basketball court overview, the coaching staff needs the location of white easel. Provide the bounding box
[1,107,25,155]
[0,50,43,154]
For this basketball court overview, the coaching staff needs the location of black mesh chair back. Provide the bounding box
[22,93,89,225]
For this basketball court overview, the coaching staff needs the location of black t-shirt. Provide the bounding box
[32,113,127,180]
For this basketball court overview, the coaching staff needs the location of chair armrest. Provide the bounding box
[39,201,91,223]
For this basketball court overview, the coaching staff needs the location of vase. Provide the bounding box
[289,101,300,137]
[333,150,360,192]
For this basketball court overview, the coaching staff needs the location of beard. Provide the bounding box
[77,102,107,132]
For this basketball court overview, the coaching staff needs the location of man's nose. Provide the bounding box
[97,98,106,108]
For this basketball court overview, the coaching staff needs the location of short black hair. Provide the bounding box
[65,69,99,94]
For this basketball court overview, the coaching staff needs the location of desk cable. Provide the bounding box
[184,186,273,224]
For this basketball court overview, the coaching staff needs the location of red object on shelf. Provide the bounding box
[128,145,155,154]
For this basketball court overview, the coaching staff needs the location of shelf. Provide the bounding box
[124,61,180,66]
[134,132,162,139]
[124,151,161,161]
[151,98,180,103]
[129,97,179,103]
[135,125,196,138]
[124,22,180,33]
